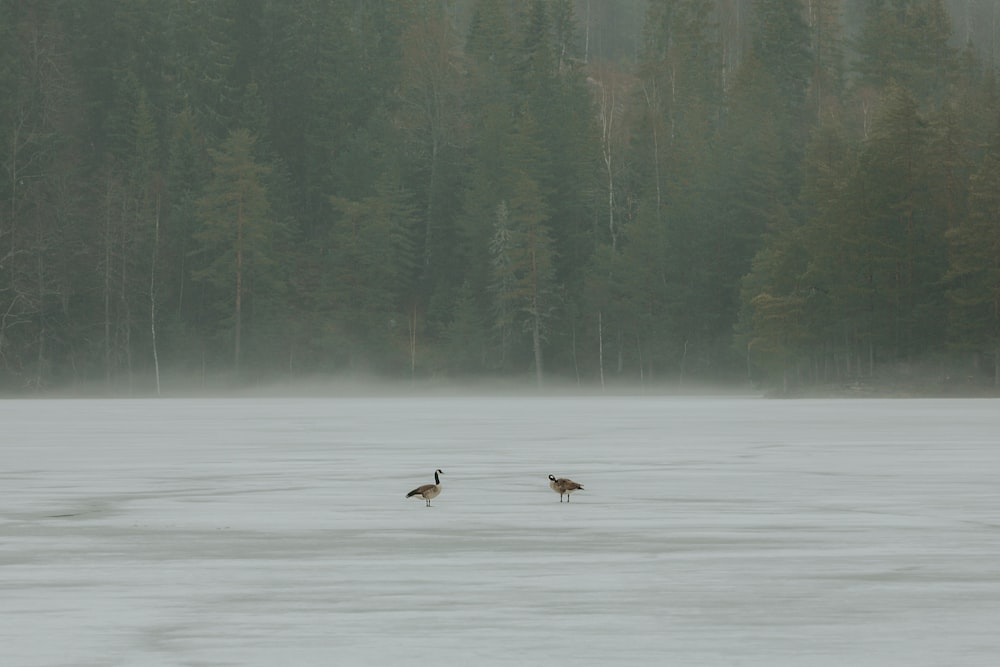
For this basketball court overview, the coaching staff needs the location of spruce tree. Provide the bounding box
[855,0,956,107]
[490,173,557,385]
[946,122,1000,385]
[194,129,274,376]
[326,183,418,373]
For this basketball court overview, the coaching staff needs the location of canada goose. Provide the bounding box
[407,469,443,506]
[548,474,583,502]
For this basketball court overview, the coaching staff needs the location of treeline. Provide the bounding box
[1,0,998,394]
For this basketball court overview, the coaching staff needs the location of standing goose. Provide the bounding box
[407,469,443,506]
[548,474,583,502]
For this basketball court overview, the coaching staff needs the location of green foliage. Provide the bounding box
[489,172,558,379]
[856,0,956,107]
[752,0,811,113]
[946,125,1000,380]
[395,2,468,319]
[1,0,999,393]
[442,280,488,374]
[850,85,949,360]
[194,128,275,372]
[326,183,419,372]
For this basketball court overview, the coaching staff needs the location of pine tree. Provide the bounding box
[490,173,557,386]
[491,200,517,369]
[751,0,812,197]
[514,0,597,374]
[855,0,956,107]
[443,279,488,374]
[807,0,847,122]
[839,84,947,366]
[946,123,1000,386]
[162,106,210,363]
[194,128,274,376]
[326,183,418,372]
[458,0,519,366]
[396,1,467,317]
[0,3,85,389]
[622,0,725,382]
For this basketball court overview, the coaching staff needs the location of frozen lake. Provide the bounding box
[2,395,999,666]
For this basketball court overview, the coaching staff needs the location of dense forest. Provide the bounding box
[2,0,1000,395]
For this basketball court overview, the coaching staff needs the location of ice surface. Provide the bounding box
[2,395,999,666]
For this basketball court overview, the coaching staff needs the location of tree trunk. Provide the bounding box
[34,245,44,390]
[617,330,623,374]
[120,193,133,394]
[680,339,689,385]
[234,212,243,377]
[598,309,605,391]
[641,83,662,224]
[409,301,417,382]
[150,192,161,396]
[572,323,580,385]
[636,334,644,386]
[597,75,618,252]
[104,175,113,388]
[533,306,543,389]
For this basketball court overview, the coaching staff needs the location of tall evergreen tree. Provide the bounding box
[514,0,597,374]
[194,128,274,376]
[837,85,948,366]
[0,3,86,389]
[740,118,858,387]
[807,0,847,122]
[325,183,419,373]
[490,172,557,385]
[750,0,813,197]
[162,107,210,363]
[946,119,1000,385]
[855,0,956,107]
[458,0,519,366]
[713,55,789,346]
[396,1,467,336]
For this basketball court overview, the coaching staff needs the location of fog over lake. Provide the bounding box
[3,395,999,666]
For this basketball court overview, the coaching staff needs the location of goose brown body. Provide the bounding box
[548,474,583,502]
[407,469,443,506]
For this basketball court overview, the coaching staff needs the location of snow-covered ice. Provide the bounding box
[2,395,999,666]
